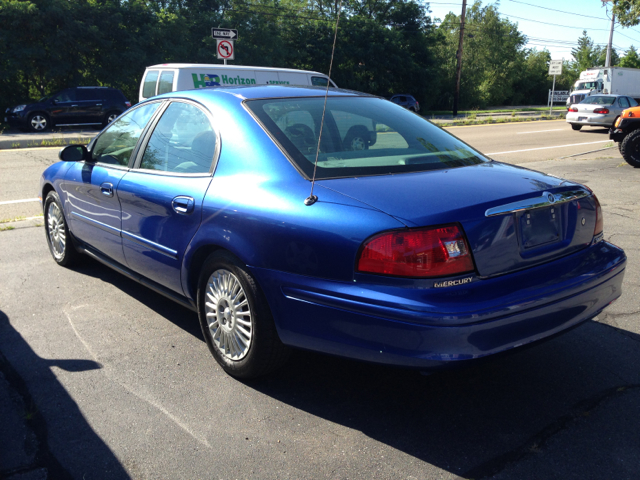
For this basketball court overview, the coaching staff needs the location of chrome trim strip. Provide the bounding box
[71,212,121,235]
[121,230,178,259]
[56,123,102,126]
[485,189,589,217]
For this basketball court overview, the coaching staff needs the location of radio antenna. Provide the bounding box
[304,0,343,206]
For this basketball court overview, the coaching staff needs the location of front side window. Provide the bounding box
[143,70,159,98]
[630,98,639,107]
[246,96,488,179]
[91,102,161,166]
[55,89,76,103]
[311,76,329,87]
[140,102,215,174]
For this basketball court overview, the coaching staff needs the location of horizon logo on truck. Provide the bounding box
[192,73,257,88]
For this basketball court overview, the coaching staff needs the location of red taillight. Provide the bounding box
[593,195,603,237]
[569,107,578,112]
[593,107,609,114]
[356,224,475,278]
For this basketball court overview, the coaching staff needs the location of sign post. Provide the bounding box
[548,59,563,115]
[212,28,238,65]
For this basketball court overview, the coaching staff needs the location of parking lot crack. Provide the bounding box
[462,384,640,479]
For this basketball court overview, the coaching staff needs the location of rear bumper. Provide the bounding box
[566,113,614,127]
[252,241,626,368]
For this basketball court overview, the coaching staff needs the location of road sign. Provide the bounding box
[212,28,238,40]
[217,39,234,60]
[548,60,563,76]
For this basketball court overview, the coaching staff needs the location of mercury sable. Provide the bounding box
[41,86,626,378]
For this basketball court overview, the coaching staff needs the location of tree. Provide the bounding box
[613,0,640,27]
[620,45,640,68]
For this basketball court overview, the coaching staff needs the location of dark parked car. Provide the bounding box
[389,94,420,112]
[41,86,625,379]
[5,86,131,132]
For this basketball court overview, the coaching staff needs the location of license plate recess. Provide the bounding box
[520,206,561,249]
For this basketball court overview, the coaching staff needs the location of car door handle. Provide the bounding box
[71,104,78,107]
[96,103,102,106]
[101,182,114,197]
[172,196,195,214]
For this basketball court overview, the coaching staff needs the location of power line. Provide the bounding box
[499,13,617,31]
[506,0,611,21]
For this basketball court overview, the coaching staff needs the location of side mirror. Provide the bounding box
[51,99,57,105]
[59,145,89,162]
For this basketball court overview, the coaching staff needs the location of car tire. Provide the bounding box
[28,113,50,132]
[619,129,640,168]
[44,191,80,266]
[102,111,120,128]
[197,251,290,378]
[344,126,370,151]
[570,124,582,131]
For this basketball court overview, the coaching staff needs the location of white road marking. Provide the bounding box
[0,198,40,205]
[516,129,564,134]
[486,140,610,156]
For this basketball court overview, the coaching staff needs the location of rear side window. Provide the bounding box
[77,89,100,101]
[140,102,215,174]
[91,102,161,166]
[143,70,159,98]
[157,71,175,95]
[581,96,615,105]
[619,97,630,108]
[246,96,487,179]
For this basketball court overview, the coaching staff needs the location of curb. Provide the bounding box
[0,136,95,151]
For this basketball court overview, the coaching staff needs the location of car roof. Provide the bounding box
[155,85,376,102]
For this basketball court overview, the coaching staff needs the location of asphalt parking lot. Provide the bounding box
[1,126,639,479]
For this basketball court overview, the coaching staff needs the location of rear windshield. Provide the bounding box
[246,96,488,179]
[581,96,615,105]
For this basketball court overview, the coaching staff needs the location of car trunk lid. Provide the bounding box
[318,162,598,277]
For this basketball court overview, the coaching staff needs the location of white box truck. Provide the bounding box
[566,67,640,106]
[139,64,337,102]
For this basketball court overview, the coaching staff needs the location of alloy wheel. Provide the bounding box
[204,269,252,360]
[31,115,47,131]
[47,201,66,259]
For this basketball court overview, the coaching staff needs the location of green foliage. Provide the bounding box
[620,45,640,68]
[613,0,640,27]
[0,0,636,118]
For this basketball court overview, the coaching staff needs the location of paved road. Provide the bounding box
[446,119,615,164]
[1,126,639,479]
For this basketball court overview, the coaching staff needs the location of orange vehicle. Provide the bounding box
[609,105,640,167]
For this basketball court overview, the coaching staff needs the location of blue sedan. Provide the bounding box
[41,86,626,378]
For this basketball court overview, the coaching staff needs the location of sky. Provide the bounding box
[426,0,640,62]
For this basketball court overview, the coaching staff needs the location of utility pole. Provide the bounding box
[452,0,467,117]
[605,7,615,67]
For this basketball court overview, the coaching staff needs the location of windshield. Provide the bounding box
[581,96,615,105]
[246,96,488,179]
[576,81,599,90]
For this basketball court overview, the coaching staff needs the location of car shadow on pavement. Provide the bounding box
[245,320,640,479]
[68,256,203,340]
[0,310,129,479]
[59,258,640,479]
